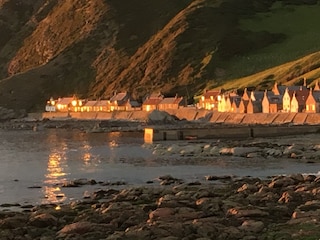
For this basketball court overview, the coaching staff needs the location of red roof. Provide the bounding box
[83,100,97,107]
[290,89,309,105]
[110,92,129,102]
[57,97,73,105]
[143,98,162,105]
[159,97,183,105]
[203,90,221,99]
[95,100,108,106]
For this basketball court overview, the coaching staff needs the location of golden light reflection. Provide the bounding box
[81,142,93,166]
[43,145,68,204]
[106,132,120,163]
[109,132,120,148]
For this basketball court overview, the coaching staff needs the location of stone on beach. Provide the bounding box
[2,175,320,239]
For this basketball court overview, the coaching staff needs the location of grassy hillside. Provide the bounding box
[213,2,320,92]
[217,51,320,91]
[219,3,320,81]
[0,0,320,111]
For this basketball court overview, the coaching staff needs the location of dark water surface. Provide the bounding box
[0,129,319,206]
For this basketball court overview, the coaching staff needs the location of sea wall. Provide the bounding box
[145,124,320,142]
[40,110,320,125]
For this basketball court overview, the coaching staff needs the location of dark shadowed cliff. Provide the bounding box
[0,0,320,111]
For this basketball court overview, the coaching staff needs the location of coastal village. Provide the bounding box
[46,80,320,115]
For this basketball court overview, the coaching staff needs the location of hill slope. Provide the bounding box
[0,0,320,111]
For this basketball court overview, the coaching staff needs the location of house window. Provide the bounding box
[312,104,315,111]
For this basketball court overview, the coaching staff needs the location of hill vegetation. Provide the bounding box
[0,0,320,111]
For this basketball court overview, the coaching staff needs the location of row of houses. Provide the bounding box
[46,80,320,114]
[45,92,185,113]
[198,80,320,113]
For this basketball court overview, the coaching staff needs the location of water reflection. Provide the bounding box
[43,135,69,204]
[80,141,101,172]
[82,142,92,165]
[107,132,120,163]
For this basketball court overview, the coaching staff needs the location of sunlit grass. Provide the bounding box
[213,3,320,91]
[226,4,320,75]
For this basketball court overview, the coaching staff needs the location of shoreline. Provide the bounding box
[1,117,319,142]
[1,175,320,239]
[1,117,320,238]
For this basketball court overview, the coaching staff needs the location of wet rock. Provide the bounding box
[283,145,303,156]
[148,207,175,221]
[268,176,296,188]
[180,144,203,156]
[237,183,258,193]
[304,174,317,182]
[296,200,320,212]
[205,175,232,181]
[3,175,320,239]
[57,221,92,237]
[158,175,183,185]
[0,215,29,229]
[147,110,178,124]
[0,203,20,207]
[209,146,220,156]
[239,220,264,233]
[167,144,181,154]
[265,148,282,157]
[29,213,58,228]
[227,207,269,218]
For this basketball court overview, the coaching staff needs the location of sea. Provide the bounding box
[0,128,319,207]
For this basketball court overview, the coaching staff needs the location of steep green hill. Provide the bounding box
[0,0,320,111]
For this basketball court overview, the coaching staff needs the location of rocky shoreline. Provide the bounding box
[1,114,320,239]
[1,174,320,239]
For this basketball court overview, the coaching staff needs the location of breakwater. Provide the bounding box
[144,124,320,142]
[41,109,320,125]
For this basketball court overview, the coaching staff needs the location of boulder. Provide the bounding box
[227,208,269,218]
[239,220,264,233]
[148,208,175,221]
[147,110,178,124]
[180,145,203,155]
[58,221,92,236]
[29,213,58,228]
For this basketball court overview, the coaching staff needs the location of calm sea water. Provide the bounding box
[0,129,319,206]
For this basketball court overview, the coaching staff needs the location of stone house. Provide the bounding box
[82,100,97,112]
[108,92,131,111]
[238,99,248,113]
[305,88,320,113]
[247,98,262,113]
[217,94,233,112]
[142,92,164,112]
[272,82,308,96]
[262,90,282,113]
[94,100,109,112]
[241,89,263,113]
[53,97,82,112]
[293,89,309,112]
[282,88,291,112]
[282,87,309,112]
[290,92,299,113]
[158,96,185,111]
[198,89,222,110]
[126,100,141,111]
[230,95,241,113]
[241,88,250,101]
